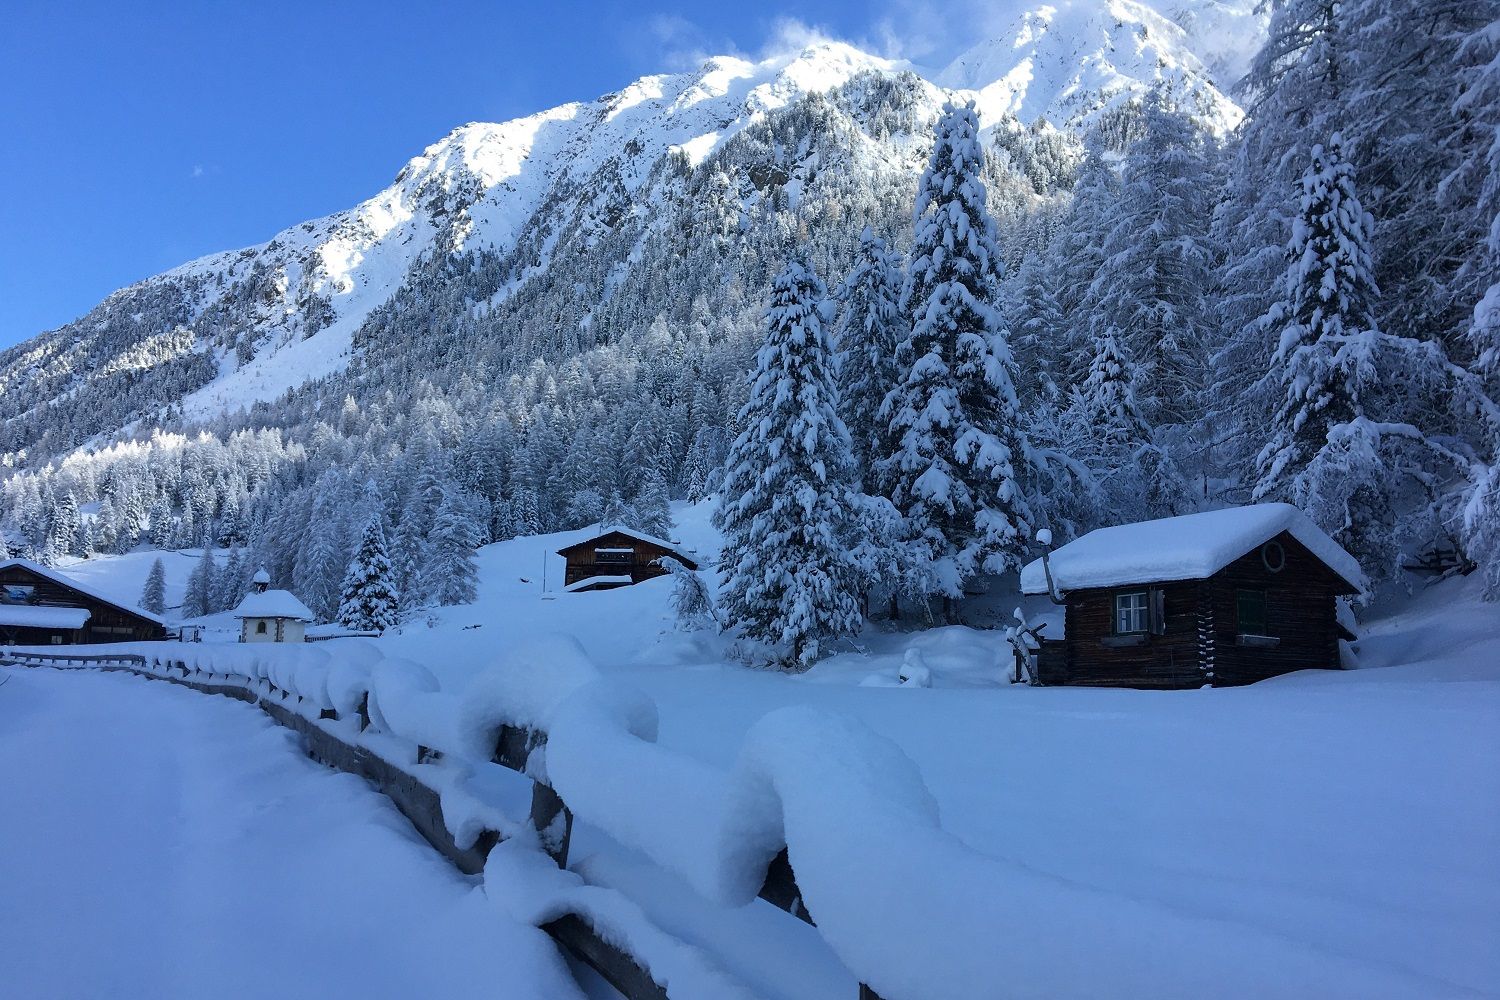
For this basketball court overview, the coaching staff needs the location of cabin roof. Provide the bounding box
[1019,503,1366,595]
[0,604,91,629]
[555,526,697,567]
[233,589,314,621]
[0,558,166,626]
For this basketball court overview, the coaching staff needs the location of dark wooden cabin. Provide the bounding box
[0,558,167,646]
[1020,505,1363,689]
[557,529,698,592]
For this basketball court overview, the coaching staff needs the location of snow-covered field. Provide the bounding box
[12,505,1500,997]
[0,667,584,1000]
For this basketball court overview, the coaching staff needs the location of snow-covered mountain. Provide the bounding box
[0,0,1260,467]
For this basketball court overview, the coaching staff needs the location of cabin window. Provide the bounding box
[256,621,268,635]
[594,547,634,566]
[1236,589,1268,635]
[1113,591,1149,634]
[2,584,35,604]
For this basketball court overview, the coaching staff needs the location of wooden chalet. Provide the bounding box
[0,558,167,646]
[557,528,698,593]
[1019,504,1364,688]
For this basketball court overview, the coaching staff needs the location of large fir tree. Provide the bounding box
[835,226,904,493]
[337,517,400,632]
[141,557,167,615]
[714,259,862,668]
[883,100,1034,607]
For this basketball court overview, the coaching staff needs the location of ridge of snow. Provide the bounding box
[1019,503,1368,594]
[40,7,1253,427]
[939,0,1244,130]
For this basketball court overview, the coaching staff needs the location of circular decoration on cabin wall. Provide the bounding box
[1261,540,1286,573]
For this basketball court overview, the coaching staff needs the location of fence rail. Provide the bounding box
[0,648,681,999]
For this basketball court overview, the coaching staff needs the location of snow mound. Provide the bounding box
[1020,502,1366,594]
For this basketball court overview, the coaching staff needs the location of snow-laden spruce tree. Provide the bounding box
[835,226,904,493]
[423,490,480,607]
[714,259,862,669]
[883,100,1034,609]
[214,544,244,611]
[141,557,166,615]
[1072,329,1191,520]
[656,555,718,631]
[337,517,400,632]
[1254,137,1459,576]
[1084,86,1215,429]
[182,543,218,619]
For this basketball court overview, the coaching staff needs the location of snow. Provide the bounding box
[232,588,315,621]
[564,574,634,592]
[6,506,1496,998]
[49,12,1251,427]
[0,667,582,1000]
[1020,502,1367,594]
[0,557,166,625]
[0,605,91,629]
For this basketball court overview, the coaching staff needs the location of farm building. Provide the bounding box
[557,528,698,593]
[233,569,314,643]
[1019,504,1364,688]
[0,558,167,645]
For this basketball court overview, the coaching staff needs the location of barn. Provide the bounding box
[0,558,167,646]
[1019,504,1364,688]
[557,528,698,593]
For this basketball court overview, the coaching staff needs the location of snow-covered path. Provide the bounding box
[0,667,582,1000]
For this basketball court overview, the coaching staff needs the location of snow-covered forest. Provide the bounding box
[1,0,1497,652]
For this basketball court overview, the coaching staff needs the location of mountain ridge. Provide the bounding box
[2,1,1261,468]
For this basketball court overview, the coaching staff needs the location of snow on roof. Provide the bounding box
[563,574,634,593]
[0,605,91,630]
[233,589,315,621]
[0,558,165,626]
[556,526,697,564]
[252,568,271,585]
[1019,504,1366,595]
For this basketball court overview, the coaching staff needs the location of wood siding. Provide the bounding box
[1205,531,1344,686]
[558,531,696,589]
[1049,579,1206,688]
[1046,531,1349,689]
[0,564,165,644]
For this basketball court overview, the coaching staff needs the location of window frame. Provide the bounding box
[255,620,268,635]
[1236,588,1269,636]
[1113,590,1150,635]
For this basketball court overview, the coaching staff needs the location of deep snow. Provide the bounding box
[16,500,1500,997]
[0,667,583,1000]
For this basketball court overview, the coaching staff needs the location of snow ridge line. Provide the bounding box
[0,647,729,1000]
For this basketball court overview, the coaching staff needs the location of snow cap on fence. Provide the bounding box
[454,634,603,760]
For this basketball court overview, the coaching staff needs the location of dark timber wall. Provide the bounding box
[1041,531,1353,689]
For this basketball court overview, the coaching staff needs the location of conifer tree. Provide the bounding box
[714,259,861,668]
[883,101,1034,608]
[629,474,673,539]
[182,543,218,619]
[423,491,480,607]
[835,226,904,492]
[337,517,400,632]
[1254,137,1455,575]
[141,557,167,615]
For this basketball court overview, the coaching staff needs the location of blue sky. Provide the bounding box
[0,0,992,348]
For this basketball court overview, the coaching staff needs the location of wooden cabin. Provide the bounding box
[0,558,167,646]
[557,528,698,593]
[1019,504,1364,688]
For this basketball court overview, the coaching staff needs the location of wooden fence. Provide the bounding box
[0,648,885,1000]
